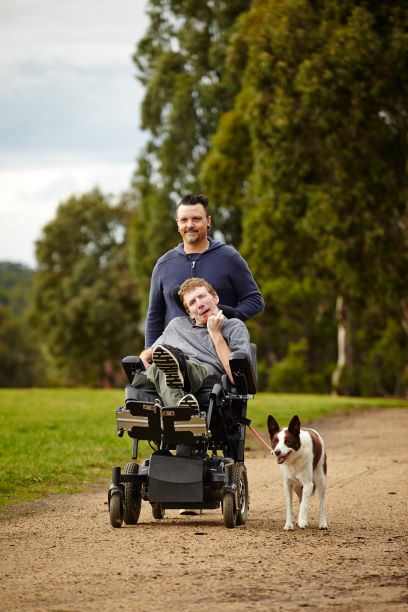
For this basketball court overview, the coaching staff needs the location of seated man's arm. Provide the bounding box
[207,311,234,384]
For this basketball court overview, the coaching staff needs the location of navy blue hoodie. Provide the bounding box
[145,239,264,347]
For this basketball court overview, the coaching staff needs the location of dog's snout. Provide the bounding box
[275,448,281,456]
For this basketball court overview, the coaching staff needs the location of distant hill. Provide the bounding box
[0,261,34,315]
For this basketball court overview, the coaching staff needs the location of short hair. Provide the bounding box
[177,193,209,214]
[178,277,217,309]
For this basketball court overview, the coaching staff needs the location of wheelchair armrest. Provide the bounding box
[229,351,257,395]
[121,355,145,384]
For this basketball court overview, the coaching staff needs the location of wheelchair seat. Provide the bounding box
[121,344,256,402]
[109,344,257,529]
[118,347,256,456]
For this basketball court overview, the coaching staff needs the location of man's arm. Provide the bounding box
[140,325,168,369]
[207,311,234,383]
[228,249,265,321]
[144,264,166,348]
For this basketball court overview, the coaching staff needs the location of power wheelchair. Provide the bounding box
[108,346,256,529]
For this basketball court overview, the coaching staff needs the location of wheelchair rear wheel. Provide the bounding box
[236,464,249,525]
[123,461,142,525]
[222,463,249,528]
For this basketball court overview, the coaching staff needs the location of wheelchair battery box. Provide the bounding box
[148,455,203,503]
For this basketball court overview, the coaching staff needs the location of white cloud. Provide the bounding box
[0,162,135,268]
[0,1,149,160]
[0,0,150,266]
[0,0,149,67]
[0,62,145,161]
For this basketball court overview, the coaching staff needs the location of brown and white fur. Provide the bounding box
[268,414,328,530]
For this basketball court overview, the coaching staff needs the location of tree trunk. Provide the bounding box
[400,299,408,398]
[331,295,352,395]
[400,299,408,336]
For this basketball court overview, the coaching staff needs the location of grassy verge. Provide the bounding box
[247,393,408,428]
[0,388,406,512]
[0,389,141,511]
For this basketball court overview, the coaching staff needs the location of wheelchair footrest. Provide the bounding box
[116,402,209,445]
[162,406,208,445]
[116,400,161,440]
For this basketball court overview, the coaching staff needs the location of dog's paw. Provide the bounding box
[297,519,308,529]
[319,522,328,530]
[284,522,294,531]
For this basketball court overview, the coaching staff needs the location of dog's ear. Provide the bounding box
[288,415,301,436]
[267,415,280,439]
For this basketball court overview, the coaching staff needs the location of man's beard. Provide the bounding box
[184,231,200,243]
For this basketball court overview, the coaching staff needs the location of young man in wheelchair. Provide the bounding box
[112,277,256,526]
[135,277,252,417]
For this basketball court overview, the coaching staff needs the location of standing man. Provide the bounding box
[141,194,264,363]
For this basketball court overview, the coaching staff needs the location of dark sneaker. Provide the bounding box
[152,345,184,388]
[177,393,199,411]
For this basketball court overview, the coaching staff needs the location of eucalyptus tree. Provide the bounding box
[202,0,408,394]
[33,190,142,386]
[129,0,252,318]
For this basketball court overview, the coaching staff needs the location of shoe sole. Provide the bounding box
[178,395,199,410]
[153,345,184,388]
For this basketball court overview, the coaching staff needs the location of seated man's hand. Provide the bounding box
[207,310,233,384]
[139,348,153,370]
[207,310,224,335]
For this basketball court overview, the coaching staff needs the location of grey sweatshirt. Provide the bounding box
[152,316,251,376]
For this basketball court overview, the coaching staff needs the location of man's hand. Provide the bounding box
[207,310,234,384]
[139,348,153,370]
[207,309,224,334]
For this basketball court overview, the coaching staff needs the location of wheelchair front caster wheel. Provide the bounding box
[109,492,124,528]
[123,462,141,525]
[223,492,237,528]
[151,502,165,520]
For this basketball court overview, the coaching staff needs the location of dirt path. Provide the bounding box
[1,408,407,611]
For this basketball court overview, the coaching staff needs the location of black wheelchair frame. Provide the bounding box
[108,348,256,529]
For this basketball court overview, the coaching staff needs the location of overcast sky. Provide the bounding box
[0,0,149,268]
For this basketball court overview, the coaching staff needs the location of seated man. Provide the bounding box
[139,277,251,411]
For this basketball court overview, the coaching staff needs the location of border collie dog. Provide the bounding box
[267,415,328,530]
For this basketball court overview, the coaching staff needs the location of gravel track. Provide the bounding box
[1,408,407,611]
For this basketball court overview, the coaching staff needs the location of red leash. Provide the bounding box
[248,425,273,452]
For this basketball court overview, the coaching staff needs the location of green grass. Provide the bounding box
[247,393,408,428]
[0,388,407,512]
[0,388,146,511]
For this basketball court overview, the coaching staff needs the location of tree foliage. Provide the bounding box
[0,306,45,387]
[202,0,408,394]
[134,0,250,198]
[127,0,408,395]
[0,262,34,316]
[129,0,252,313]
[32,190,142,386]
[128,161,176,316]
